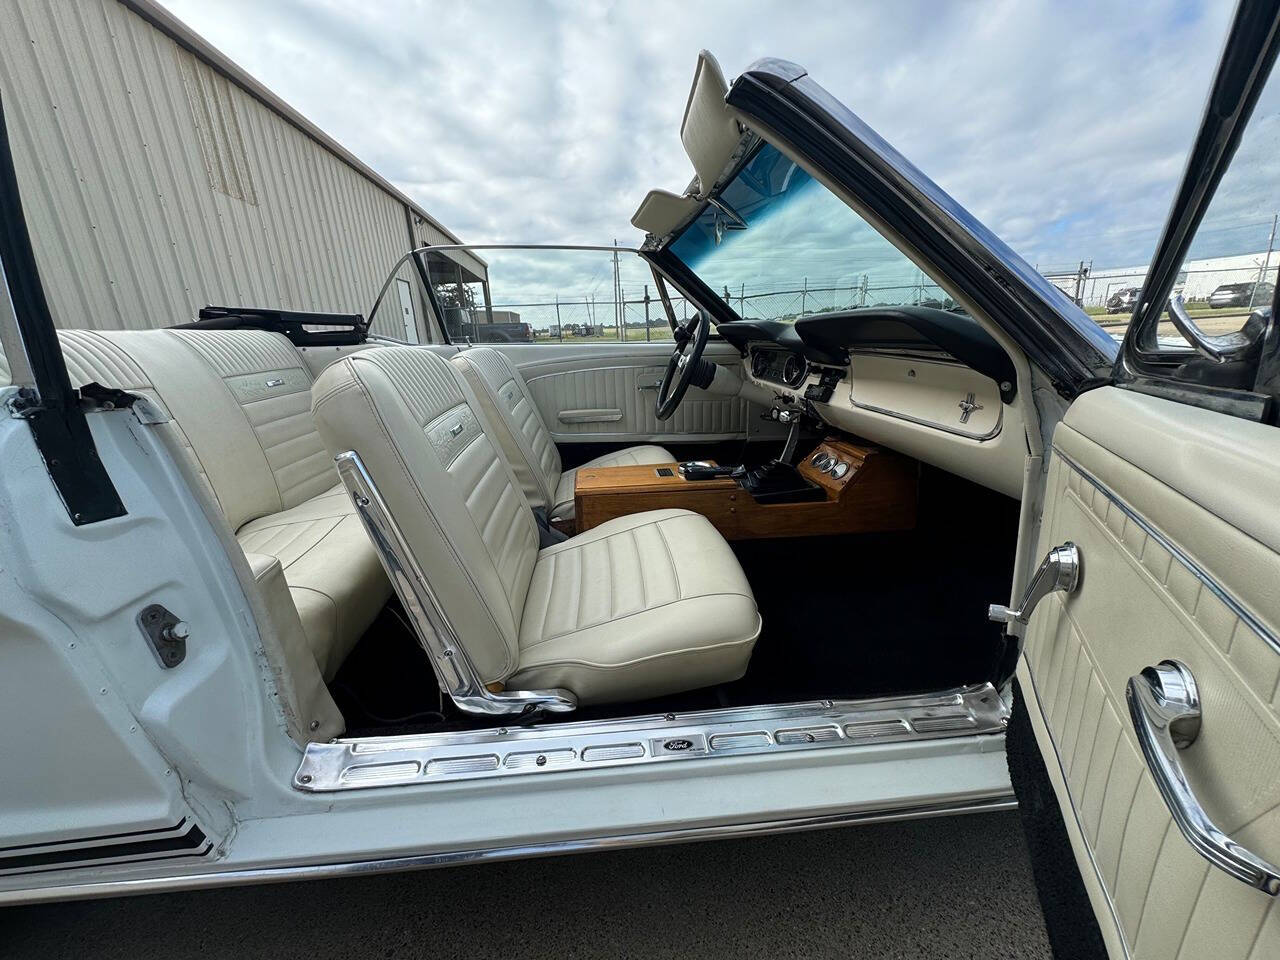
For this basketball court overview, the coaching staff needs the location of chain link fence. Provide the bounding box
[450,258,1277,345]
[476,275,957,343]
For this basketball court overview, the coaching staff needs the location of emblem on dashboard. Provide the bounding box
[662,738,694,752]
[957,392,984,424]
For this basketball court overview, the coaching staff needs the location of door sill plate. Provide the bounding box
[296,683,1007,792]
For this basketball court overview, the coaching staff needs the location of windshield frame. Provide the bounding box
[675,58,1121,398]
[370,243,729,346]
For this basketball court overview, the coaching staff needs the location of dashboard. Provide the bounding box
[719,307,1028,499]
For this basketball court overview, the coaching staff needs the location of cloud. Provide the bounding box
[163,0,1243,275]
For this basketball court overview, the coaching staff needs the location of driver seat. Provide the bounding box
[451,347,672,520]
[311,346,760,709]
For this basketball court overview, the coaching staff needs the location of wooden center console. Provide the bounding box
[573,438,917,540]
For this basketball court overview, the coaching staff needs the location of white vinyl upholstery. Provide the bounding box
[1021,388,1280,958]
[451,346,673,519]
[54,328,389,682]
[235,486,387,679]
[313,346,759,705]
[514,509,759,703]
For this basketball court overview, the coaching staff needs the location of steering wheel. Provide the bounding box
[654,309,714,421]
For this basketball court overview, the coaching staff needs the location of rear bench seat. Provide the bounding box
[55,328,389,680]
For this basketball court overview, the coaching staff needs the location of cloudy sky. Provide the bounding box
[163,0,1263,276]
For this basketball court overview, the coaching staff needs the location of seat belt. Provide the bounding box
[531,506,568,548]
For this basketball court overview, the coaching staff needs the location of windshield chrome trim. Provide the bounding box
[412,243,643,254]
[368,243,646,341]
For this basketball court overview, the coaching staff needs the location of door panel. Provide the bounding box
[1019,386,1280,959]
[494,342,756,443]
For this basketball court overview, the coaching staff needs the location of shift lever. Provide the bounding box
[777,409,801,464]
[731,404,824,504]
[678,461,736,481]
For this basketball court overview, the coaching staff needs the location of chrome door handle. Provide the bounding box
[637,381,663,391]
[989,542,1080,627]
[1127,660,1280,896]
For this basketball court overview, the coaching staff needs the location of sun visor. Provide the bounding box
[630,189,701,236]
[681,51,741,199]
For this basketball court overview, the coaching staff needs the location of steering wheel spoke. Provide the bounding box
[654,309,711,421]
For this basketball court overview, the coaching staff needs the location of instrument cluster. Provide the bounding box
[749,347,808,389]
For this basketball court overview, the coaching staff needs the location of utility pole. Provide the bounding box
[1252,213,1278,308]
[554,294,562,341]
[644,284,651,342]
[611,240,622,339]
[800,277,807,316]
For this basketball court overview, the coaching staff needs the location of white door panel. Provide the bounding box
[1020,386,1280,959]
[494,342,755,443]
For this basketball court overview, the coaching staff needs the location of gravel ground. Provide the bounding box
[2,809,1051,960]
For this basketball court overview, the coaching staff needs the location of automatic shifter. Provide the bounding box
[733,405,825,504]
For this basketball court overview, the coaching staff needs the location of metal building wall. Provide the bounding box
[0,0,480,339]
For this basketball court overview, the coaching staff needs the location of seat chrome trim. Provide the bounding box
[295,683,1008,792]
[333,450,577,717]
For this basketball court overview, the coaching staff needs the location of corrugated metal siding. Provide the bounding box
[0,0,477,340]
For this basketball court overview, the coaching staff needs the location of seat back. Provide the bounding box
[55,328,332,531]
[451,347,562,512]
[48,326,359,740]
[312,347,539,684]
[167,329,336,522]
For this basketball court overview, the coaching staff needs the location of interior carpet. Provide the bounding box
[332,463,1021,734]
[726,465,1020,704]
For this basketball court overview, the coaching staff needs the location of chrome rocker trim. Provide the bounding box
[295,683,1008,791]
[334,450,577,717]
[0,792,1015,905]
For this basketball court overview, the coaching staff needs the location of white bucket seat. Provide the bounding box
[451,347,673,520]
[312,346,760,710]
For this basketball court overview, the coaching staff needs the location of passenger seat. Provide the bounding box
[55,328,389,681]
[451,347,673,520]
[312,346,760,708]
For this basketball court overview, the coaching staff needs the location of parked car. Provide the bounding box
[1105,286,1141,313]
[1207,279,1275,307]
[3,11,1279,960]
[453,318,534,343]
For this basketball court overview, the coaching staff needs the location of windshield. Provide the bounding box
[669,143,964,321]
